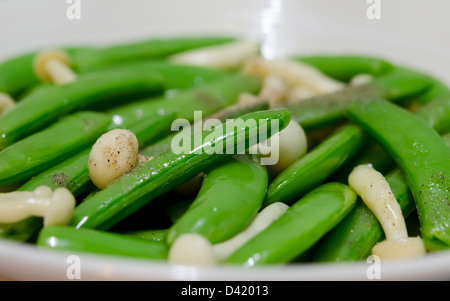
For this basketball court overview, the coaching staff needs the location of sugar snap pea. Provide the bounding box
[166,155,268,245]
[225,182,357,266]
[346,98,450,251]
[72,36,236,73]
[140,100,269,158]
[18,111,176,195]
[125,229,168,243]
[284,70,432,131]
[0,111,111,186]
[108,73,261,131]
[37,226,168,261]
[295,55,394,82]
[0,111,176,242]
[264,124,365,207]
[331,92,450,183]
[0,62,226,149]
[394,66,450,106]
[313,168,415,262]
[71,108,291,230]
[0,47,88,98]
[314,129,450,261]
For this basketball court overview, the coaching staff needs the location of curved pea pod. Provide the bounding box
[109,73,262,130]
[70,108,291,230]
[0,67,163,149]
[140,99,269,158]
[295,55,394,82]
[285,69,433,131]
[346,98,450,251]
[415,92,450,134]
[0,47,89,97]
[224,182,357,266]
[0,112,176,242]
[18,111,176,196]
[166,155,268,245]
[394,66,450,106]
[72,36,236,73]
[37,226,168,261]
[331,92,450,183]
[0,61,227,149]
[313,168,415,262]
[0,111,111,186]
[264,124,365,207]
[125,229,168,243]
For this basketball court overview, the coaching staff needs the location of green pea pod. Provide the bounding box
[264,124,365,207]
[0,111,175,242]
[37,226,168,261]
[0,47,89,97]
[0,111,111,186]
[415,93,450,134]
[18,111,176,195]
[125,229,168,243]
[313,168,415,262]
[346,98,450,251]
[330,92,450,183]
[167,155,268,245]
[72,36,236,73]
[225,182,357,266]
[443,132,450,147]
[313,94,450,261]
[285,70,432,131]
[295,55,395,82]
[141,100,269,158]
[70,108,291,230]
[394,66,450,106]
[0,62,226,149]
[109,73,262,130]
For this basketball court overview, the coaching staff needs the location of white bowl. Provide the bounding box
[0,0,449,281]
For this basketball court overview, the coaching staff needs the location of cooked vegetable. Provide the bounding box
[348,164,426,259]
[295,55,395,82]
[0,111,110,186]
[346,98,450,251]
[166,155,268,245]
[71,108,291,230]
[37,226,168,261]
[285,70,432,131]
[225,182,357,266]
[265,124,365,207]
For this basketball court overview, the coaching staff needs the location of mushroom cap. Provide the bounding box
[371,237,426,260]
[88,129,140,189]
[168,233,217,266]
[33,49,71,82]
[44,188,76,226]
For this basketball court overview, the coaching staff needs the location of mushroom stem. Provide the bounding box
[0,186,75,226]
[348,164,426,259]
[33,49,77,85]
[212,202,289,261]
[0,92,16,115]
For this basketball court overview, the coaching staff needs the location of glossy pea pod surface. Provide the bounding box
[313,168,415,262]
[225,182,357,266]
[70,109,291,230]
[296,55,395,82]
[0,111,111,186]
[0,61,227,149]
[284,69,432,131]
[264,124,365,207]
[346,98,450,251]
[37,226,168,261]
[167,155,268,245]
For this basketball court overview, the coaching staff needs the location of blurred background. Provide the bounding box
[0,0,449,83]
